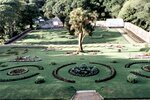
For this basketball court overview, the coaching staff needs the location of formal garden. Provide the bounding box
[0,27,150,99]
[0,0,150,99]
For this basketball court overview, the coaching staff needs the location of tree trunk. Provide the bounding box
[0,28,5,41]
[77,33,84,53]
[30,22,33,29]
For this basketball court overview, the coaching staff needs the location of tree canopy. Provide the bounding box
[69,8,97,52]
[0,0,40,42]
[0,0,25,38]
[0,0,150,44]
[43,0,150,31]
[118,0,150,31]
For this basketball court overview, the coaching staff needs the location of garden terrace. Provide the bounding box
[0,27,149,99]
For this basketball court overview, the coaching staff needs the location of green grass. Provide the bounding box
[0,28,149,99]
[0,45,149,99]
[15,28,128,45]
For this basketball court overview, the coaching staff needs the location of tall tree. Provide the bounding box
[118,0,150,31]
[0,0,25,38]
[69,8,97,52]
[20,3,40,29]
[42,0,73,25]
[103,0,126,18]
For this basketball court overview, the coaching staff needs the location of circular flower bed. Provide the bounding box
[125,62,150,78]
[141,65,150,72]
[7,67,29,76]
[0,65,44,82]
[52,62,116,83]
[68,64,99,77]
[125,61,150,68]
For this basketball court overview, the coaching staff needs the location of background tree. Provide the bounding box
[29,0,45,8]
[118,0,150,31]
[19,2,40,29]
[42,0,110,34]
[0,0,25,38]
[103,0,126,18]
[0,0,41,43]
[69,8,97,52]
[42,0,73,25]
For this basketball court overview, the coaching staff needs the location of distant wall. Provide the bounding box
[106,19,124,28]
[124,22,150,43]
[96,21,106,27]
[96,20,150,43]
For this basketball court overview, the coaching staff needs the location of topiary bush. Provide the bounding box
[49,61,57,65]
[0,62,5,65]
[0,64,8,67]
[110,60,118,63]
[127,74,138,83]
[35,76,45,84]
[139,47,150,52]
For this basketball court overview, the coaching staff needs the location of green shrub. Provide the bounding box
[111,60,118,63]
[50,61,57,65]
[127,74,138,83]
[0,65,8,67]
[0,62,5,65]
[35,76,45,84]
[139,47,150,52]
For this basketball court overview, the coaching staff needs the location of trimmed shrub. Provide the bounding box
[130,71,150,78]
[127,74,138,83]
[125,61,150,68]
[0,73,40,82]
[0,62,5,65]
[89,62,116,83]
[111,60,118,63]
[139,47,150,52]
[50,61,57,65]
[118,49,122,52]
[0,65,8,67]
[52,63,76,83]
[35,76,45,84]
[0,65,44,71]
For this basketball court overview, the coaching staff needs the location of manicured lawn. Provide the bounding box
[0,44,149,99]
[0,28,149,99]
[14,28,128,45]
